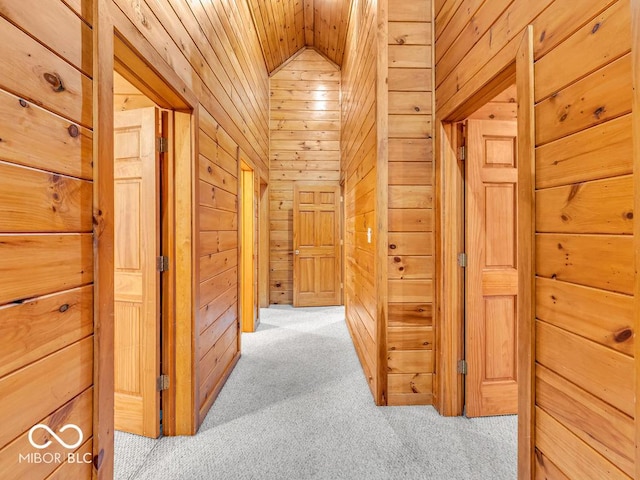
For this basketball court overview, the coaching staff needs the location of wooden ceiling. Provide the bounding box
[247,0,352,73]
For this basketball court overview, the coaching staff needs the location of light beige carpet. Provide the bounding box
[115,305,517,480]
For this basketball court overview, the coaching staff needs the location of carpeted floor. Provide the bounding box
[115,306,517,480]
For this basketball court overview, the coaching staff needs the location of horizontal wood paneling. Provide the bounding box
[536,407,630,480]
[0,89,92,180]
[0,337,93,450]
[114,0,268,171]
[536,365,634,476]
[386,0,434,405]
[269,49,340,304]
[196,104,241,424]
[343,0,379,400]
[435,1,635,477]
[0,387,93,480]
[0,5,95,479]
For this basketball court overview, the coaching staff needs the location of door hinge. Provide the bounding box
[457,253,467,268]
[458,145,466,161]
[157,255,169,272]
[157,136,168,153]
[157,374,170,391]
[340,195,344,202]
[457,359,468,375]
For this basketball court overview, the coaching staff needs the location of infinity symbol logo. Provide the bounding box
[28,424,83,450]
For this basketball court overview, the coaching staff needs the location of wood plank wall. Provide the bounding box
[111,0,269,426]
[435,0,635,477]
[342,0,380,401]
[269,48,341,305]
[0,1,95,479]
[385,0,435,406]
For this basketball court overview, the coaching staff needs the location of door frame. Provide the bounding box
[240,161,256,333]
[434,26,535,478]
[94,1,199,476]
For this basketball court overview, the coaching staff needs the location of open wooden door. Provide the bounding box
[113,107,161,437]
[293,184,341,307]
[465,119,518,417]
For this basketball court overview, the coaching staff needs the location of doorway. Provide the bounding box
[112,72,169,438]
[240,162,258,333]
[461,86,519,418]
[110,33,195,439]
[435,26,535,476]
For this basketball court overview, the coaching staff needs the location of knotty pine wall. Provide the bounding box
[435,0,635,477]
[110,0,270,427]
[0,1,95,479]
[269,48,341,305]
[342,0,380,401]
[385,0,435,406]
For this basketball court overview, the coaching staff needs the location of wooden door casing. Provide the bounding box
[113,107,161,437]
[465,119,519,417]
[293,184,342,307]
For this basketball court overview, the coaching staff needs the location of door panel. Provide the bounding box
[114,107,161,437]
[466,119,518,417]
[293,184,341,307]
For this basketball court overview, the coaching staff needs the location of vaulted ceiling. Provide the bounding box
[247,0,352,74]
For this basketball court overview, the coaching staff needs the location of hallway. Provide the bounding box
[115,306,516,480]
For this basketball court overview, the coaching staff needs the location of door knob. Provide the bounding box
[294,250,300,255]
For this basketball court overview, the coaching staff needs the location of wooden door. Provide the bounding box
[293,184,341,307]
[465,119,518,417]
[113,107,161,437]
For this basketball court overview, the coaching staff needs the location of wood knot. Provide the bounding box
[207,166,212,174]
[43,72,65,92]
[395,37,406,45]
[59,304,69,313]
[591,22,601,34]
[389,244,397,250]
[19,98,28,108]
[624,211,633,220]
[68,124,79,138]
[593,106,605,119]
[393,257,401,263]
[613,328,633,343]
[93,449,104,470]
[567,183,581,202]
[414,106,421,112]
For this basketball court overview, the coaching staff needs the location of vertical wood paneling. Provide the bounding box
[386,0,434,406]
[435,0,635,477]
[0,2,95,478]
[269,48,341,304]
